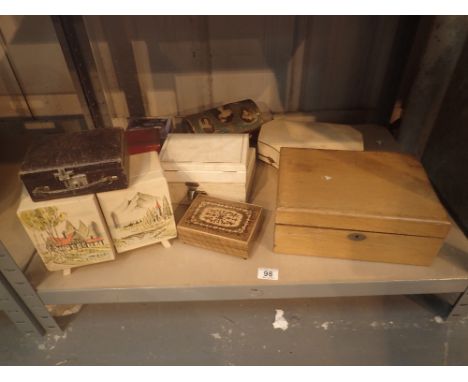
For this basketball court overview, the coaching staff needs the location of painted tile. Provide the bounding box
[17,193,115,272]
[97,152,177,253]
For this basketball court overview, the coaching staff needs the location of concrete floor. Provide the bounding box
[0,295,467,365]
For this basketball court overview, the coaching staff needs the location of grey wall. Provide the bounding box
[0,16,417,125]
[0,16,81,118]
[422,37,468,235]
[85,16,408,123]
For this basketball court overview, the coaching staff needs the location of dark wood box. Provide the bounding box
[125,128,161,155]
[127,117,172,140]
[20,128,129,202]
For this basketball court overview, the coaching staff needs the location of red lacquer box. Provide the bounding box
[125,128,161,155]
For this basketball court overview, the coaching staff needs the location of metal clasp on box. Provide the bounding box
[185,182,207,202]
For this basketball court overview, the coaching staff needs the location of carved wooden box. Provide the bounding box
[177,195,263,259]
[19,128,129,202]
[275,148,452,266]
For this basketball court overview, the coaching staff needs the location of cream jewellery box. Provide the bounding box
[257,119,364,168]
[159,134,256,207]
[97,151,177,253]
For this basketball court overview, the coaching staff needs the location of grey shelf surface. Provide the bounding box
[19,125,468,305]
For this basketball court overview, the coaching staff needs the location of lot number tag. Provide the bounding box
[257,267,279,281]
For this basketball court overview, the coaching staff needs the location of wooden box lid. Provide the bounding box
[277,148,451,238]
[177,195,263,251]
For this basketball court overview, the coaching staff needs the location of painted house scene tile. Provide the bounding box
[17,194,115,272]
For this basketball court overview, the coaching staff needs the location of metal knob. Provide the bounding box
[185,182,207,201]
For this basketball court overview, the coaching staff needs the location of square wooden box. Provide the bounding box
[17,192,116,272]
[274,148,451,266]
[177,195,263,259]
[97,151,177,253]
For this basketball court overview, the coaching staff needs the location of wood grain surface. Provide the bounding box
[277,148,451,238]
[274,224,444,266]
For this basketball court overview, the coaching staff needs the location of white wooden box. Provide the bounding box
[159,134,250,183]
[17,191,116,272]
[97,151,177,253]
[168,147,256,207]
[160,134,255,207]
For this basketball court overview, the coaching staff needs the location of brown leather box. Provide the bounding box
[20,128,129,202]
[274,148,451,266]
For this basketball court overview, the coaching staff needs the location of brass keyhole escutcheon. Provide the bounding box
[347,232,367,241]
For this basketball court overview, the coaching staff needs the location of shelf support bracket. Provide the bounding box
[446,286,468,321]
[0,271,44,336]
[0,241,62,335]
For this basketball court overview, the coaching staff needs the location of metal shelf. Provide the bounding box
[24,162,468,305]
[2,125,468,335]
[22,127,468,303]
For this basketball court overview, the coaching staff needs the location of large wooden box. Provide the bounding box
[17,192,116,272]
[160,134,255,206]
[19,128,129,201]
[177,195,263,259]
[274,148,451,266]
[97,151,177,253]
